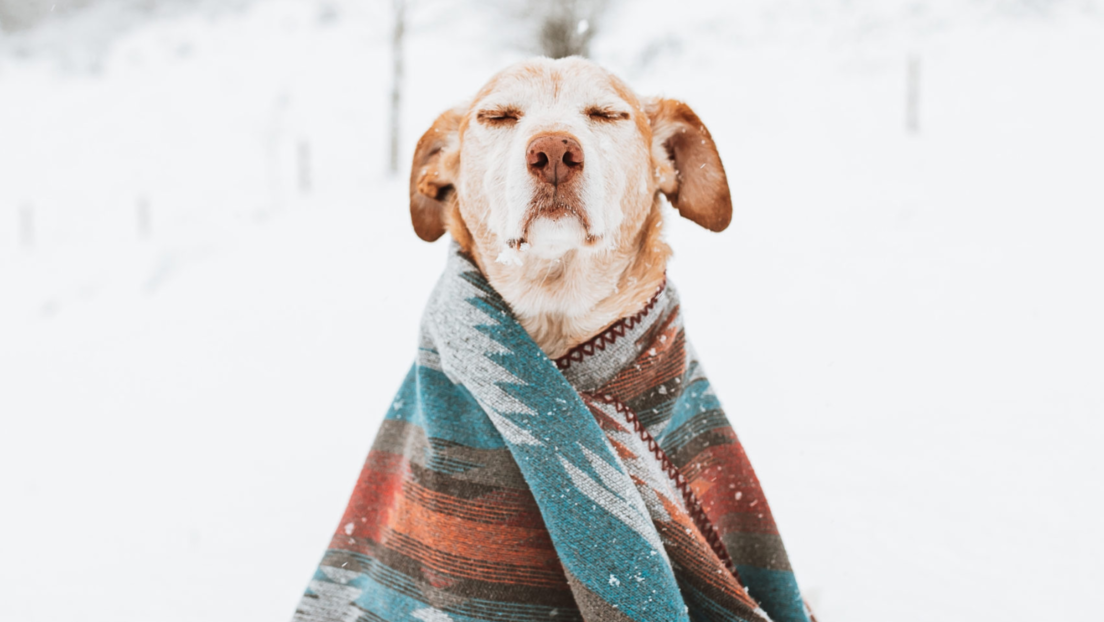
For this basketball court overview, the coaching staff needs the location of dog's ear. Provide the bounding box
[646,99,732,232]
[409,107,463,242]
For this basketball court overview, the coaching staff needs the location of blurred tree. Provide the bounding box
[531,0,605,58]
[0,0,232,34]
[0,0,90,32]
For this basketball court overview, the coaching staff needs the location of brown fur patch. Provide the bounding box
[446,201,475,256]
[409,108,463,241]
[646,99,732,232]
[608,74,652,142]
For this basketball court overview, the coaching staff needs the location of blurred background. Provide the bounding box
[1,0,1102,620]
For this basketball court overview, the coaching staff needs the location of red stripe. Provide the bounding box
[335,450,408,545]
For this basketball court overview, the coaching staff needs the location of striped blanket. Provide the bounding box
[293,246,811,622]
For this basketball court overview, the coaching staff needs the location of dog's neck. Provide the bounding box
[466,204,670,359]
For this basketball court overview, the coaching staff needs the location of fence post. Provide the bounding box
[388,0,405,175]
[297,139,311,194]
[137,196,151,239]
[19,203,34,250]
[907,53,921,134]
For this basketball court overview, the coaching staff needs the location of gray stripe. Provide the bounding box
[722,532,793,572]
[563,570,638,622]
[373,419,529,490]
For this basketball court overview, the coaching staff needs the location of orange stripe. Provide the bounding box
[382,529,568,588]
[387,486,559,568]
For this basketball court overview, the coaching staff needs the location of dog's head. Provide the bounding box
[409,57,731,266]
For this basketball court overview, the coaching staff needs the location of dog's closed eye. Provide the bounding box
[477,107,522,126]
[586,106,631,122]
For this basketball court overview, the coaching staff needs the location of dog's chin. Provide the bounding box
[525,216,587,259]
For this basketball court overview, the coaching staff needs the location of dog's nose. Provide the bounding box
[527,134,584,186]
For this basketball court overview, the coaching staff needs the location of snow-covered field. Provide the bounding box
[2,1,1102,620]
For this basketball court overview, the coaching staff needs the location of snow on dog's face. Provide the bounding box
[409,56,731,268]
[457,58,650,260]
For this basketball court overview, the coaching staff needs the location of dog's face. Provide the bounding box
[410,57,732,266]
[457,59,653,259]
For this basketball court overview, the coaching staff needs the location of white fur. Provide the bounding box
[459,60,644,259]
[448,58,677,357]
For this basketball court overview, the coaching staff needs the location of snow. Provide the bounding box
[495,244,527,266]
[1,1,1103,621]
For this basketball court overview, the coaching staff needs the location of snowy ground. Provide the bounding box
[1,1,1102,621]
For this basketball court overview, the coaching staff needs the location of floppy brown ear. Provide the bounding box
[646,99,732,232]
[409,107,463,241]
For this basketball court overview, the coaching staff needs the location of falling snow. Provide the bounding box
[0,3,1100,622]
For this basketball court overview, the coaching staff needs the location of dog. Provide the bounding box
[408,56,731,358]
[293,57,812,622]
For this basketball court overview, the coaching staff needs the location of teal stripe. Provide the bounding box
[387,364,507,450]
[734,566,809,622]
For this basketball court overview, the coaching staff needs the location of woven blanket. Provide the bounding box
[292,245,811,622]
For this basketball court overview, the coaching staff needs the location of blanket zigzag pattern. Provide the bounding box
[554,283,664,371]
[292,246,811,622]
